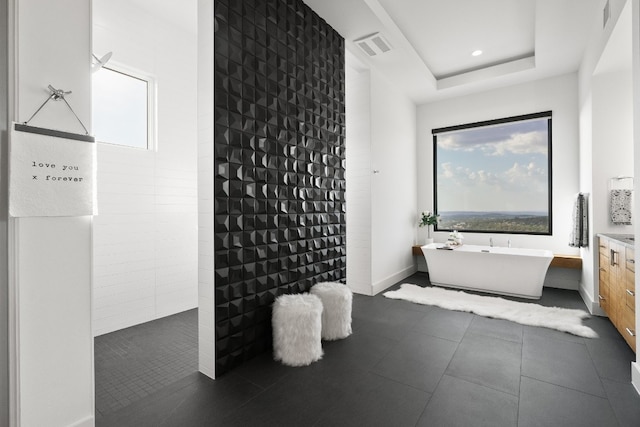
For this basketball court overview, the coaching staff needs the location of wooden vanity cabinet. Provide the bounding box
[598,239,611,314]
[622,247,636,351]
[598,236,636,352]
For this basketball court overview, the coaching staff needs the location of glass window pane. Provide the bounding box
[92,67,148,149]
[434,114,551,235]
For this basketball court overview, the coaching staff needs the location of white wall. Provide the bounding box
[0,0,9,423]
[345,57,418,295]
[370,69,418,293]
[632,0,640,395]
[197,0,215,379]
[592,68,633,233]
[417,73,580,255]
[13,1,94,425]
[92,0,198,335]
[576,0,640,391]
[578,0,632,312]
[345,64,372,295]
[579,89,595,300]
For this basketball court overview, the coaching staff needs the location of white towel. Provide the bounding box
[610,189,632,225]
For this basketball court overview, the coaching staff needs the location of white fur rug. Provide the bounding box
[384,284,598,338]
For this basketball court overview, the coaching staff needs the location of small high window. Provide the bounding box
[92,66,155,149]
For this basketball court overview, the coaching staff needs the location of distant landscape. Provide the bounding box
[436,211,550,233]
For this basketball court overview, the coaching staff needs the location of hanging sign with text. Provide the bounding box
[9,123,96,217]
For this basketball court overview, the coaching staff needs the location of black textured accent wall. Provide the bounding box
[213,0,346,374]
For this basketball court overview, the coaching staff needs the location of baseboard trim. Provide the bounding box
[579,282,606,316]
[632,362,640,396]
[346,277,375,296]
[372,265,417,295]
[350,287,373,296]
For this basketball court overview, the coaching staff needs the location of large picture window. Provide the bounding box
[433,111,552,235]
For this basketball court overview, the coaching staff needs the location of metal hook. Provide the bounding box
[47,84,72,100]
[23,85,89,135]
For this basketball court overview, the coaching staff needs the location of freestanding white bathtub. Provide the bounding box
[421,243,554,299]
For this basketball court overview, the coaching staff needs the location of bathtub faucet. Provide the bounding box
[489,237,493,247]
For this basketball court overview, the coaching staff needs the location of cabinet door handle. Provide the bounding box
[625,327,636,337]
[598,295,605,301]
[628,259,635,264]
[611,249,618,266]
[600,245,607,249]
[626,289,635,296]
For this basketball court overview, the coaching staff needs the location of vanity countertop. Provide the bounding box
[597,233,635,249]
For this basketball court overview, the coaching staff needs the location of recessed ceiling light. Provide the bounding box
[472,50,483,57]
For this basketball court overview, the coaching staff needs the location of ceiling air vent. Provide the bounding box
[355,33,392,57]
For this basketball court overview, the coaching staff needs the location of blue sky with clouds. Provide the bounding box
[436,118,549,213]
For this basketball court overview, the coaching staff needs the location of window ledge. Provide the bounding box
[411,245,582,269]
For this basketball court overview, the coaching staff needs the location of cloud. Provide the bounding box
[489,131,548,156]
[437,121,548,157]
[438,162,500,188]
[441,162,455,178]
[437,160,549,211]
[439,161,546,192]
[505,161,544,178]
[438,135,478,152]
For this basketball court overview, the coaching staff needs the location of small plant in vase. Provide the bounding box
[419,211,439,244]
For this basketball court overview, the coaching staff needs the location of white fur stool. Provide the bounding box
[310,282,353,340]
[272,293,323,366]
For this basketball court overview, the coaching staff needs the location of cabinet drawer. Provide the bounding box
[625,270,635,312]
[599,238,610,256]
[625,287,635,311]
[599,281,610,313]
[621,306,636,352]
[599,259,610,282]
[626,247,635,272]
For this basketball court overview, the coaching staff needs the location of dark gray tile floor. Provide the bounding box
[96,272,640,426]
[95,309,198,417]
